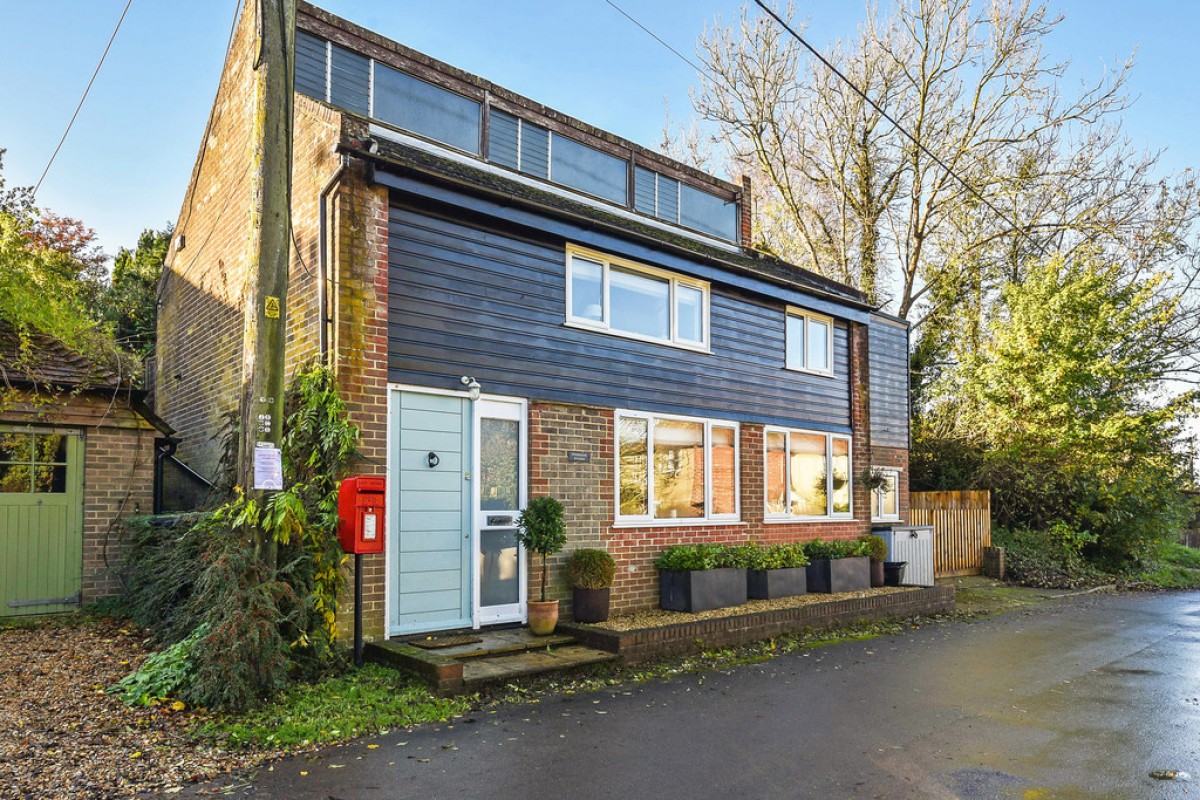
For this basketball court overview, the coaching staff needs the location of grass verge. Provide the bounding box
[196,664,473,749]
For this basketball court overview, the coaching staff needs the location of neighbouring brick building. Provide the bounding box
[0,330,168,618]
[156,2,912,639]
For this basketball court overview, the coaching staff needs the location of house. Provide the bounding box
[0,328,170,617]
[155,2,911,640]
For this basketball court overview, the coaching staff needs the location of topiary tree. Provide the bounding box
[516,496,567,602]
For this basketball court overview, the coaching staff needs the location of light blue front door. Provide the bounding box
[390,391,473,635]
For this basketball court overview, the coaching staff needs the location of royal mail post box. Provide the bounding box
[337,476,386,554]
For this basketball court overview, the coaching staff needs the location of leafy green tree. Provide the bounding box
[103,226,171,356]
[923,252,1196,565]
[0,151,134,391]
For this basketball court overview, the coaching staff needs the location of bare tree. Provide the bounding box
[692,0,1199,361]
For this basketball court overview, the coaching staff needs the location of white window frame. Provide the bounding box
[565,245,711,352]
[614,409,741,527]
[785,308,835,376]
[871,467,902,522]
[763,427,854,522]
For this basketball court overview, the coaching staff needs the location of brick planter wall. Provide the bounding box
[561,586,955,663]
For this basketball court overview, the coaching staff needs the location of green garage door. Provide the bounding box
[0,426,83,617]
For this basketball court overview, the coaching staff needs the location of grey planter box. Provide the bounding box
[806,556,871,593]
[659,568,748,612]
[747,567,807,600]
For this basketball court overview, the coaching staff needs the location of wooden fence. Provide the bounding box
[910,490,992,578]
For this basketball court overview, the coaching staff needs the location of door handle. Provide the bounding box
[427,451,440,468]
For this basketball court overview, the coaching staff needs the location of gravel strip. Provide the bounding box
[590,586,921,631]
[0,618,279,799]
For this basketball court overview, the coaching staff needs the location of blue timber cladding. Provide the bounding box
[386,201,853,431]
[868,315,910,448]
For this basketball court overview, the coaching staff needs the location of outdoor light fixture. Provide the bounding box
[461,375,481,401]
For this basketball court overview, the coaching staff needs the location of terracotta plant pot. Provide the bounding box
[870,559,885,588]
[527,599,560,635]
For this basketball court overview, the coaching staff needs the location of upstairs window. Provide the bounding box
[636,167,739,241]
[765,428,852,520]
[786,309,834,375]
[294,31,481,154]
[566,246,708,351]
[490,112,627,204]
[372,63,481,154]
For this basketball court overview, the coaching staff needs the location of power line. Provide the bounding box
[33,0,134,198]
[752,0,1044,254]
[603,0,706,75]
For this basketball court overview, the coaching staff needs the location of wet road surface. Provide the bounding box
[192,591,1200,799]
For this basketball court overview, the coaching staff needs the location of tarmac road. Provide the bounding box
[190,591,1200,799]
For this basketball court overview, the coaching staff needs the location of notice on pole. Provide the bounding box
[253,443,283,491]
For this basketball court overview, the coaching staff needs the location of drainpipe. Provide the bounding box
[318,154,350,363]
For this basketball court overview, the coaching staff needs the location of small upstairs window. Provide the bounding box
[786,309,834,375]
[566,246,708,351]
[635,166,739,241]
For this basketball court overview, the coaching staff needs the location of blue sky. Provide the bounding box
[0,1,1196,258]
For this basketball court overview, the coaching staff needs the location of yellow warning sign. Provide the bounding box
[265,296,281,319]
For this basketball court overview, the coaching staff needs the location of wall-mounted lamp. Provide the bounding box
[460,375,481,401]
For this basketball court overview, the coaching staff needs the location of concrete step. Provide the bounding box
[461,644,617,687]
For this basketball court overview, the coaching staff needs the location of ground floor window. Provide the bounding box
[764,428,852,520]
[871,468,901,521]
[616,410,739,523]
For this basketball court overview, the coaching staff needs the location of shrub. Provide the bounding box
[803,539,866,560]
[745,543,809,570]
[568,548,616,589]
[857,534,889,563]
[654,544,734,571]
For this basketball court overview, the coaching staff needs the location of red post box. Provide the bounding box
[337,476,386,554]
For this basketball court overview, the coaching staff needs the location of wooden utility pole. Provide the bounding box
[239,0,296,568]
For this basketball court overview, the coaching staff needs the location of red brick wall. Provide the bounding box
[1,392,157,604]
[528,403,876,616]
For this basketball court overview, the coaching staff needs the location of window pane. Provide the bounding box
[33,465,67,494]
[330,43,369,115]
[0,463,30,493]
[807,318,831,372]
[789,434,827,516]
[634,166,656,216]
[831,438,851,514]
[786,314,805,370]
[610,267,669,340]
[881,474,898,517]
[294,32,328,101]
[479,418,519,511]
[675,284,704,344]
[653,419,704,519]
[0,432,31,463]
[34,434,67,465]
[711,426,737,516]
[679,183,738,241]
[519,121,549,179]
[550,135,627,204]
[373,63,481,154]
[619,417,648,516]
[489,110,519,169]
[570,258,604,322]
[765,432,787,514]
